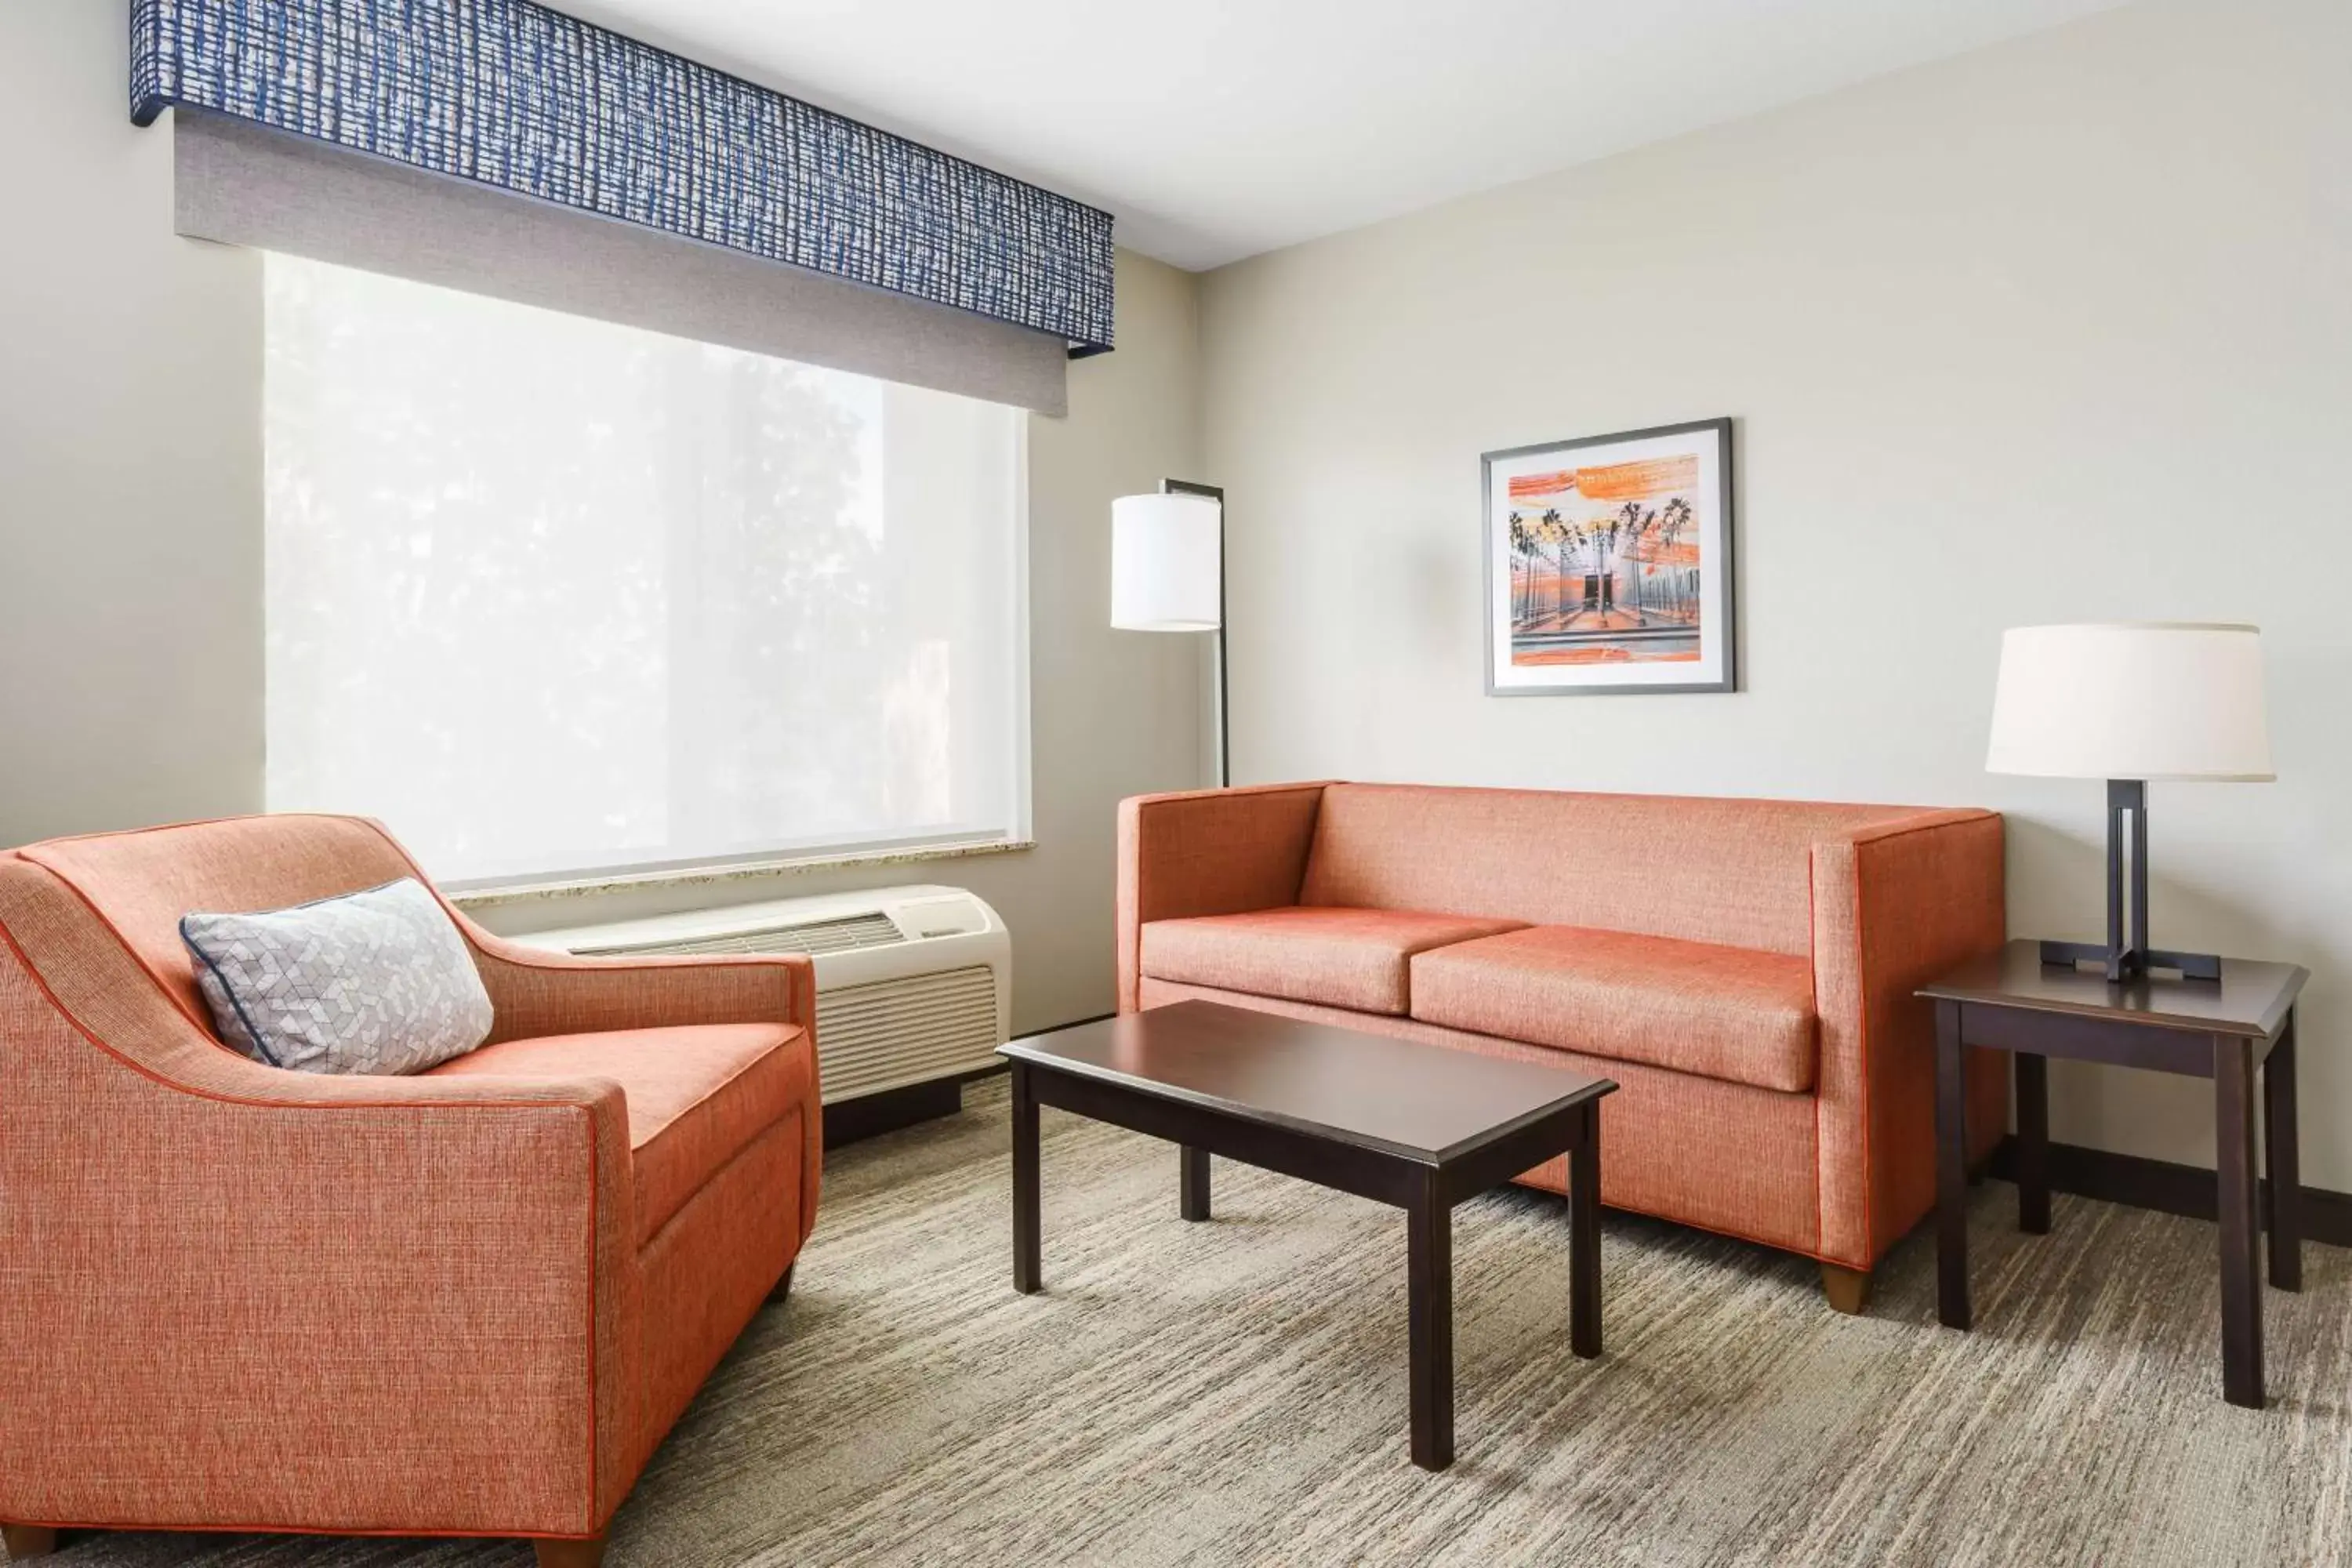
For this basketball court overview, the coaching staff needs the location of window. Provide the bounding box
[263,255,1029,887]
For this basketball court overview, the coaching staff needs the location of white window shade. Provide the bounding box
[264,254,1029,887]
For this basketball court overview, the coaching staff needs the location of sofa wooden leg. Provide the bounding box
[2,1525,59,1559]
[1820,1262,1874,1316]
[535,1530,608,1568]
[768,1261,796,1304]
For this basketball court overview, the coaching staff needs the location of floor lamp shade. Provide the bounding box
[1111,492,1223,631]
[1985,622,2274,781]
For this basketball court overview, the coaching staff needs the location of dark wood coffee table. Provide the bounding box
[998,999,1617,1470]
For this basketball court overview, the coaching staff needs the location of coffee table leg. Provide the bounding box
[1934,999,1972,1331]
[1571,1099,1602,1359]
[1012,1062,1041,1294]
[1407,1178,1454,1472]
[1181,1145,1210,1221]
[2216,1036,2263,1408]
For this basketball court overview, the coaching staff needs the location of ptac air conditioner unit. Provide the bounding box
[511,885,1011,1121]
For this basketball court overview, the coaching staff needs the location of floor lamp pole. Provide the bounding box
[1161,478,1229,788]
[1214,626,1229,789]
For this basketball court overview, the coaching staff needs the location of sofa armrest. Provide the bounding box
[1809,809,2008,1268]
[458,920,816,1049]
[0,915,638,1538]
[1116,782,1333,1012]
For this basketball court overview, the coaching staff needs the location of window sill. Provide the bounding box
[448,837,1035,913]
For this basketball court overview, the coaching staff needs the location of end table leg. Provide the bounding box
[2016,1051,2050,1235]
[1570,1100,1602,1359]
[1012,1062,1041,1294]
[1406,1178,1454,1472]
[1934,1000,1972,1330]
[1180,1145,1211,1221]
[2265,1012,2302,1292]
[2216,1036,2263,1407]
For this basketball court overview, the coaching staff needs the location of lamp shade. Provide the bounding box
[1110,492,1221,632]
[1985,622,2274,781]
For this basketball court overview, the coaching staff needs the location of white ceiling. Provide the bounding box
[562,0,2129,271]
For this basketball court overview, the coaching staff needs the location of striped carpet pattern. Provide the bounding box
[27,1076,2352,1567]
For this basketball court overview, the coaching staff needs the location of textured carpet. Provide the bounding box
[24,1075,2352,1568]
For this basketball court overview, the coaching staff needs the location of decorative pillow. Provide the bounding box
[180,877,495,1075]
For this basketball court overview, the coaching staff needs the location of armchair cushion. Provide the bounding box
[430,1021,811,1247]
[180,877,493,1074]
[1409,925,1820,1093]
[1139,906,1525,1015]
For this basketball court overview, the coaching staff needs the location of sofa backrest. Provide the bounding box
[1297,784,1931,956]
[12,815,426,1030]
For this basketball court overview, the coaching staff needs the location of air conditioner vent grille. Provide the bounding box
[575,911,906,958]
[817,965,1000,1103]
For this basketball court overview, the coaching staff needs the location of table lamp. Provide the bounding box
[1985,622,2272,983]
[1111,481,1229,787]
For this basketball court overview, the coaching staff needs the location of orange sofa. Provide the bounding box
[0,815,821,1566]
[1116,782,2007,1307]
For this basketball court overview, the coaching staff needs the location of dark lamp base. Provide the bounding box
[2035,778,2222,985]
[2037,938,2223,984]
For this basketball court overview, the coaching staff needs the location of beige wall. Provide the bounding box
[1,0,265,838]
[0,0,1204,1034]
[1200,0,2352,1183]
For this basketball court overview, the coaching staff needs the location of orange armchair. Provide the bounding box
[0,815,821,1566]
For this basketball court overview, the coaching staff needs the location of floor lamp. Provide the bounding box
[1111,480,1228,788]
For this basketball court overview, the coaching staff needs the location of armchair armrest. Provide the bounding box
[456,920,816,1047]
[1809,809,2008,1268]
[1116,781,1331,1011]
[0,906,639,1537]
[458,923,823,1258]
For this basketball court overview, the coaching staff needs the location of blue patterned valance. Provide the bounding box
[130,0,1116,355]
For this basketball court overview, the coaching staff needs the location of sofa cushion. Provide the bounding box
[430,1021,810,1245]
[1409,925,1818,1092]
[1139,906,1526,1015]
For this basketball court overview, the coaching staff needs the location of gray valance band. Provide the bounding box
[130,0,1116,358]
[176,114,1075,416]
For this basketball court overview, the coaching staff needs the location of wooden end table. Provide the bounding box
[1919,940,2307,1408]
[1000,1000,1617,1471]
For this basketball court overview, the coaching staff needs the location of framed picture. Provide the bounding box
[1482,417,1736,695]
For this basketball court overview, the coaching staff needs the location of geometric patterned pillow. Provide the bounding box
[180,877,495,1075]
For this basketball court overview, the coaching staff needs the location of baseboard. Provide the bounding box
[830,1044,2350,1246]
[1987,1134,2352,1247]
[823,1078,965,1148]
[1017,1010,1113,1039]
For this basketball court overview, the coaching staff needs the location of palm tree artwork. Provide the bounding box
[1523,489,1693,642]
[1488,420,1730,692]
[1507,510,1529,621]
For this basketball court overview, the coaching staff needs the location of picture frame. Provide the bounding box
[1481,417,1737,695]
